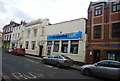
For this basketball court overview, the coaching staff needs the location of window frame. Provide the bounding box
[70,40,79,54]
[33,28,37,37]
[112,22,120,38]
[93,25,102,39]
[53,41,59,52]
[27,30,31,38]
[25,41,29,49]
[61,41,68,53]
[94,5,102,16]
[31,41,36,50]
[41,27,45,36]
[112,2,120,12]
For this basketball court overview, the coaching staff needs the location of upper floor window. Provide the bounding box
[27,30,31,38]
[112,22,120,38]
[112,2,120,12]
[94,6,102,16]
[4,35,6,40]
[94,25,101,39]
[41,27,45,36]
[18,33,20,39]
[34,29,37,37]
[13,34,14,40]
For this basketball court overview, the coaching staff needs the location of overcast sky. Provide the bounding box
[0,0,99,31]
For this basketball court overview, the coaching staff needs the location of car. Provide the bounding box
[12,48,26,56]
[42,54,73,67]
[81,60,120,80]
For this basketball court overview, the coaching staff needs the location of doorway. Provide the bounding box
[39,45,43,57]
[94,50,100,63]
[20,45,22,48]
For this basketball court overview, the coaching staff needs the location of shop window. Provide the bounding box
[53,41,59,52]
[70,40,79,54]
[94,25,101,39]
[112,1,120,12]
[112,22,120,38]
[47,41,52,55]
[108,53,116,61]
[26,41,29,49]
[31,41,36,50]
[61,41,68,53]
[94,6,102,16]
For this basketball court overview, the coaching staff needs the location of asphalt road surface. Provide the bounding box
[2,51,107,81]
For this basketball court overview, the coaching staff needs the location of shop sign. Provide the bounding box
[47,31,82,40]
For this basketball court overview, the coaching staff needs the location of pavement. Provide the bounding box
[25,54,81,71]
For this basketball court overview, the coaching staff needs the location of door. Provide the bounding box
[39,45,43,57]
[94,50,100,63]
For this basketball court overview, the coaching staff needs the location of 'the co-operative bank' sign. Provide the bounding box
[47,31,82,40]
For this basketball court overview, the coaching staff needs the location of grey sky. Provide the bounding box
[0,0,99,31]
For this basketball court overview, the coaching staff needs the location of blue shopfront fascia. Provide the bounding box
[47,31,82,40]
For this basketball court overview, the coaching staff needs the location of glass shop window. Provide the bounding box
[61,41,68,53]
[70,40,79,54]
[53,41,59,52]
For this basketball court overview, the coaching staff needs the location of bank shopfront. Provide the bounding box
[46,31,86,63]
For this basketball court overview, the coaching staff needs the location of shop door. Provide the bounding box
[94,50,100,63]
[39,45,43,57]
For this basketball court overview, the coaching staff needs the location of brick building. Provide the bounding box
[86,1,120,64]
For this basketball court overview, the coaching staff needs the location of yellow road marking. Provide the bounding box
[12,72,44,79]
[12,72,28,79]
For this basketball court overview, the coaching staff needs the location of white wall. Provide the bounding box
[45,18,87,62]
[22,19,49,56]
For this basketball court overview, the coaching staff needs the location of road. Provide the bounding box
[2,51,107,81]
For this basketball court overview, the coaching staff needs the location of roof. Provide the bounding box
[48,18,87,26]
[88,1,109,13]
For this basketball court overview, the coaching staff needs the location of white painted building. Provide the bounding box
[44,18,87,63]
[22,19,49,56]
[10,24,22,49]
